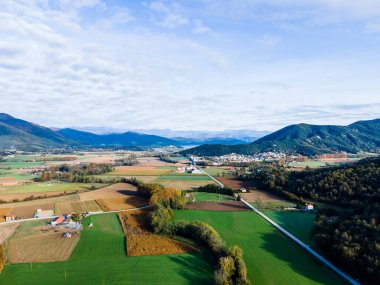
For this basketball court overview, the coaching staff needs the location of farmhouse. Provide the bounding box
[5,216,15,222]
[303,203,314,211]
[51,216,66,226]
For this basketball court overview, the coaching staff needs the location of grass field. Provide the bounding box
[157,175,212,181]
[69,213,126,260]
[0,212,214,285]
[174,210,345,285]
[192,192,235,202]
[55,200,102,215]
[288,161,328,168]
[202,167,233,176]
[2,183,104,194]
[265,211,316,246]
[0,161,45,170]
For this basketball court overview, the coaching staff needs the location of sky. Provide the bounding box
[0,0,380,132]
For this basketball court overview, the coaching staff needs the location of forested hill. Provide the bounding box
[0,113,77,151]
[181,119,380,156]
[57,128,179,147]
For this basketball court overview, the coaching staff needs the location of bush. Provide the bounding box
[197,184,234,196]
[148,203,173,234]
[0,244,5,273]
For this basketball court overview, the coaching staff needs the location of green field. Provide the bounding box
[192,192,235,202]
[0,213,214,285]
[155,166,177,170]
[288,161,328,168]
[265,211,316,246]
[157,175,212,181]
[2,183,105,194]
[202,167,233,176]
[0,161,45,170]
[174,210,345,285]
[250,200,296,211]
[70,213,126,260]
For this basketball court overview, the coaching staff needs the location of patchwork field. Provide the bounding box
[96,197,147,211]
[7,220,79,263]
[78,183,137,201]
[201,167,234,176]
[109,166,172,176]
[0,223,19,244]
[241,190,296,210]
[156,180,214,190]
[174,210,345,285]
[1,182,104,195]
[55,200,102,215]
[185,201,248,211]
[0,208,12,222]
[118,210,195,256]
[157,175,212,181]
[215,177,255,190]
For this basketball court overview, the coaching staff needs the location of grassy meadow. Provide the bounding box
[174,210,345,285]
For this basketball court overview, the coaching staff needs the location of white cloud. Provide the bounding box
[192,19,211,34]
[145,1,189,28]
[256,34,282,46]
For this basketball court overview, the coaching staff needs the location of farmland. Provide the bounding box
[1,183,104,194]
[118,210,196,256]
[0,212,214,285]
[191,192,235,202]
[265,211,317,246]
[55,200,102,215]
[174,210,345,285]
[7,220,79,263]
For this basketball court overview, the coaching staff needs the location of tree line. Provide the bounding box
[136,182,250,285]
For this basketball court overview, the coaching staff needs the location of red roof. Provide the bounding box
[53,216,65,224]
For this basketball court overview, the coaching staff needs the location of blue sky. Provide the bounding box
[0,0,379,131]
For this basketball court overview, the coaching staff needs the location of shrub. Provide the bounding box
[197,184,234,196]
[0,244,5,273]
[148,203,173,234]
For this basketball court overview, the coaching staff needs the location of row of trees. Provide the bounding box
[138,182,250,285]
[242,158,380,283]
[114,154,138,166]
[38,163,114,183]
[196,184,235,196]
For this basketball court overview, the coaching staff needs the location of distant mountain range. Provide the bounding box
[1,113,379,155]
[181,119,380,156]
[0,113,257,151]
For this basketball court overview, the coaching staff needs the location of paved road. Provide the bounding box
[193,164,225,188]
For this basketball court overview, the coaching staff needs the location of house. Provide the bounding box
[63,232,72,238]
[304,203,314,211]
[240,188,247,193]
[5,216,15,222]
[51,216,66,226]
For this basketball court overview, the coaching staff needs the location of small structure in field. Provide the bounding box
[5,216,15,222]
[34,209,54,218]
[50,216,66,226]
[63,232,72,238]
[240,188,247,193]
[303,203,314,211]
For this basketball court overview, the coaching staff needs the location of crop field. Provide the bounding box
[191,192,235,202]
[0,161,45,170]
[288,161,328,168]
[96,196,147,211]
[55,200,102,215]
[78,183,137,201]
[118,210,195,256]
[0,208,12,222]
[157,175,212,181]
[265,211,317,246]
[174,210,345,285]
[215,177,255,190]
[7,220,79,263]
[2,183,104,194]
[185,201,249,211]
[201,167,234,176]
[241,190,296,210]
[156,180,213,190]
[108,166,172,176]
[0,223,19,244]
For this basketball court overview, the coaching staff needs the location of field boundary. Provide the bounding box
[193,165,224,188]
[240,198,360,285]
